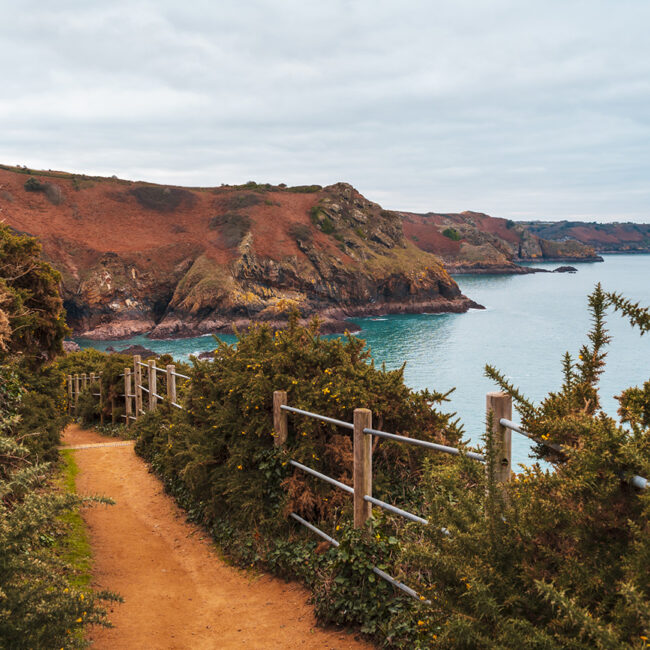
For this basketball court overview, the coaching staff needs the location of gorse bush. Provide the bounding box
[130,287,650,647]
[135,314,464,530]
[0,226,118,647]
[397,284,650,648]
[442,227,461,241]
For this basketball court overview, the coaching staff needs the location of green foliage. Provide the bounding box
[442,227,462,241]
[321,217,335,235]
[313,521,413,638]
[127,287,649,647]
[286,184,322,193]
[400,284,650,648]
[24,177,45,192]
[0,224,68,364]
[132,314,465,643]
[0,364,118,648]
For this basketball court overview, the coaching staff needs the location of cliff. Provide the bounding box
[521,221,650,253]
[401,211,602,273]
[0,166,476,339]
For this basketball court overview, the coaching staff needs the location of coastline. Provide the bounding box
[74,295,484,341]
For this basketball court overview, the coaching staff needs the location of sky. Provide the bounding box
[2,1,649,222]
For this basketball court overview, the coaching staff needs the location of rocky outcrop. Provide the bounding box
[149,183,472,337]
[521,220,650,253]
[401,210,602,272]
[0,166,479,338]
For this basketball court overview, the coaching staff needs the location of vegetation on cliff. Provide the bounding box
[402,210,602,272]
[523,220,650,253]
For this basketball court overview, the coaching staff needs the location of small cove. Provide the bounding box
[74,254,650,466]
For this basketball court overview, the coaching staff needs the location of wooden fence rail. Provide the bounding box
[65,360,647,604]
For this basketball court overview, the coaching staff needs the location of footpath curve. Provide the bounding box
[62,425,372,650]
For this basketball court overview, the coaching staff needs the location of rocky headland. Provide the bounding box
[520,220,650,254]
[0,165,604,340]
[401,211,603,274]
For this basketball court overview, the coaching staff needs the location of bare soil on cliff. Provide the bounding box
[62,424,371,649]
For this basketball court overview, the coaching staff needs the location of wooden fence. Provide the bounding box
[67,356,648,601]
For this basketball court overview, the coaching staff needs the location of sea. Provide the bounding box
[74,254,650,467]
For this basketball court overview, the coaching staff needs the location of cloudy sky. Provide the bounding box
[2,1,649,221]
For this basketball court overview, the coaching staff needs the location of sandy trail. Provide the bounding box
[62,425,371,650]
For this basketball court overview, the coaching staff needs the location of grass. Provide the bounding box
[58,450,93,588]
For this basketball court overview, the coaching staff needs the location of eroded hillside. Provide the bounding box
[402,211,601,273]
[0,166,475,338]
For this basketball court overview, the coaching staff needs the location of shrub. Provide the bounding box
[288,223,313,243]
[130,186,196,212]
[397,285,650,648]
[442,227,461,241]
[208,212,252,247]
[0,224,68,364]
[129,288,650,647]
[24,177,45,192]
[321,216,335,235]
[286,185,322,193]
[224,193,262,210]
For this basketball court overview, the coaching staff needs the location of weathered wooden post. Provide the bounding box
[74,374,80,414]
[98,372,104,425]
[82,373,88,390]
[90,372,96,422]
[133,355,143,418]
[124,367,132,427]
[67,375,73,415]
[486,392,512,484]
[111,397,116,425]
[166,365,176,404]
[353,408,373,527]
[273,390,288,446]
[148,359,157,411]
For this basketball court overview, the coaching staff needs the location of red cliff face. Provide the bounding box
[0,166,476,339]
[521,220,650,253]
[401,210,602,272]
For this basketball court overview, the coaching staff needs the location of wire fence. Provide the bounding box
[67,360,648,607]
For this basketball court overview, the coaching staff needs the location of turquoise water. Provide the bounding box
[74,255,650,466]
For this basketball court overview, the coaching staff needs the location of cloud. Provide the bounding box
[1,0,649,220]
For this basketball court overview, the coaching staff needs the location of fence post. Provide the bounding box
[98,372,104,426]
[148,359,157,411]
[353,408,373,528]
[82,373,88,390]
[111,397,116,425]
[486,392,512,484]
[133,355,143,418]
[166,365,176,404]
[67,375,73,415]
[90,372,96,422]
[273,390,288,446]
[124,368,132,427]
[74,374,80,414]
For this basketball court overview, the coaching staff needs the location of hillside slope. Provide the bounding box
[402,211,602,273]
[521,220,650,253]
[0,166,475,339]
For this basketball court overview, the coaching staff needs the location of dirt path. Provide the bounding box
[62,425,372,650]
